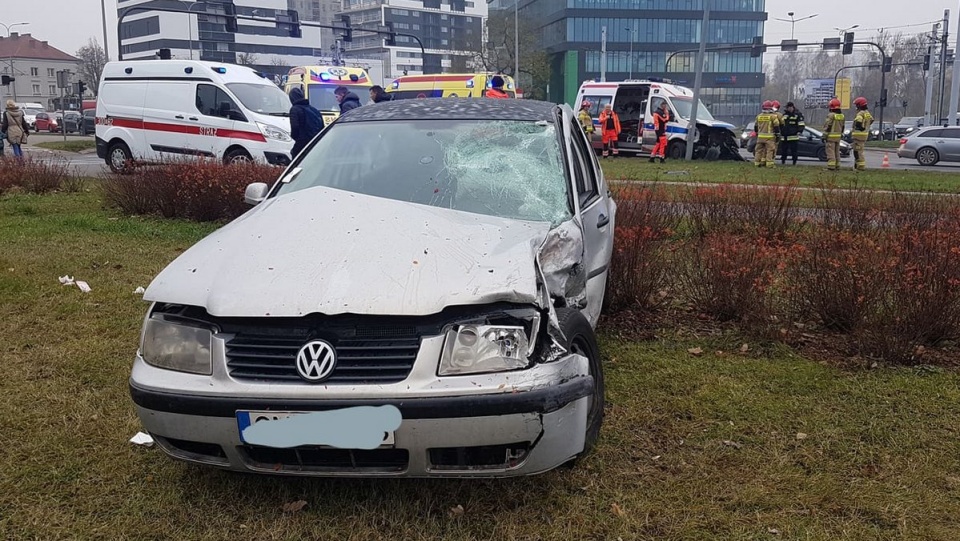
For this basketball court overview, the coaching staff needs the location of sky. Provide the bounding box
[2,0,960,59]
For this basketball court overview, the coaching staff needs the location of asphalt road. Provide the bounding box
[9,133,108,176]
[738,146,960,172]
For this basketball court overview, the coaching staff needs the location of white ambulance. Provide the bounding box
[96,60,294,173]
[574,79,743,161]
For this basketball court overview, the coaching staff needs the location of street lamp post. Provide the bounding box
[100,0,110,61]
[183,2,209,60]
[773,11,818,41]
[0,21,29,101]
[514,0,519,86]
[624,26,636,79]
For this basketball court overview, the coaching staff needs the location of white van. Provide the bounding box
[574,79,743,161]
[16,102,46,130]
[96,60,294,173]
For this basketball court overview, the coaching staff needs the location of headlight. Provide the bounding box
[141,316,213,375]
[438,312,541,376]
[257,122,292,142]
[843,129,851,135]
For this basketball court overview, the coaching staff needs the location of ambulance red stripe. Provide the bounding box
[99,116,267,143]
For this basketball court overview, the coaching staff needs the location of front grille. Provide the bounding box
[226,334,420,384]
[241,446,409,473]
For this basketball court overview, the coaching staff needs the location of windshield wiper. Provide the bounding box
[267,112,290,117]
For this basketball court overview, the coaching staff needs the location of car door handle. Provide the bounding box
[175,115,185,119]
[188,117,199,121]
[597,214,610,228]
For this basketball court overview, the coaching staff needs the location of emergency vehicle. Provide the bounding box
[574,79,742,161]
[283,65,373,124]
[385,73,517,99]
[96,59,294,173]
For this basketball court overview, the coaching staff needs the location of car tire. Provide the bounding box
[107,141,134,174]
[224,148,252,164]
[556,307,605,462]
[667,140,686,160]
[817,147,827,162]
[916,147,939,166]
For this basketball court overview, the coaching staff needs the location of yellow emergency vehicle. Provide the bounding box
[284,65,373,123]
[385,73,517,99]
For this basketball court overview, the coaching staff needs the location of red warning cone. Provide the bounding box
[882,153,890,168]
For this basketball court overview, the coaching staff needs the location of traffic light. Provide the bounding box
[384,21,396,47]
[924,47,932,71]
[224,3,238,33]
[0,75,12,86]
[76,81,87,96]
[880,89,888,108]
[842,32,855,55]
[341,15,352,43]
[750,36,765,58]
[882,55,893,73]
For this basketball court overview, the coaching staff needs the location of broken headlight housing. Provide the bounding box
[140,310,214,375]
[438,309,542,376]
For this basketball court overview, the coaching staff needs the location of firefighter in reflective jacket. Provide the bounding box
[578,101,595,135]
[851,96,873,171]
[779,101,805,165]
[649,100,670,163]
[599,104,621,158]
[754,100,781,168]
[822,98,845,171]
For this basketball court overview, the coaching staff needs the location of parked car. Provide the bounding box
[842,121,855,144]
[128,99,615,477]
[740,121,755,148]
[895,116,925,138]
[81,108,96,135]
[870,121,896,141]
[61,111,83,134]
[896,125,960,166]
[33,112,59,132]
[748,125,851,161]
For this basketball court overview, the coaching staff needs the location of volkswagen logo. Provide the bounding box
[295,340,337,382]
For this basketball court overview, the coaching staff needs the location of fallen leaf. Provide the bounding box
[687,347,703,356]
[652,455,662,460]
[282,500,308,513]
[768,527,781,535]
[796,432,808,440]
[611,503,625,517]
[740,343,750,353]
[722,440,743,450]
[449,504,465,517]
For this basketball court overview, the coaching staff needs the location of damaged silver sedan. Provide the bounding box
[129,99,616,477]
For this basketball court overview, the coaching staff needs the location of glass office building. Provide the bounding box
[524,0,767,125]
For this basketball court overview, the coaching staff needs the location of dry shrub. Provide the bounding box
[678,183,803,238]
[0,156,72,194]
[102,159,284,222]
[606,185,680,312]
[678,233,785,324]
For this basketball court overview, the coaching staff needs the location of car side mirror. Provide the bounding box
[244,182,269,206]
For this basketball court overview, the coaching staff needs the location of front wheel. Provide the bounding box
[107,141,134,174]
[556,307,604,463]
[667,140,686,160]
[817,147,828,161]
[224,148,252,164]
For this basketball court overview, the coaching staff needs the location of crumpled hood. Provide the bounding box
[698,118,737,132]
[144,186,555,317]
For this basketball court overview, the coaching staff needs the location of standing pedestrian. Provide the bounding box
[334,86,362,115]
[370,85,392,103]
[821,98,845,171]
[851,96,873,171]
[485,75,510,98]
[578,101,595,136]
[649,101,670,163]
[288,87,325,160]
[2,100,29,160]
[599,104,621,158]
[754,100,780,168]
[780,102,805,165]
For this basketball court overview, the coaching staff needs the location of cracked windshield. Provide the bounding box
[278,120,572,225]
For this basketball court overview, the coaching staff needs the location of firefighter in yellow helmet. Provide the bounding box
[578,101,595,136]
[851,96,873,171]
[754,100,781,168]
[821,98,845,171]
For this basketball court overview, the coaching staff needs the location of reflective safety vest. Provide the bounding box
[782,112,805,141]
[853,110,874,142]
[755,112,779,140]
[823,112,845,140]
[578,109,595,133]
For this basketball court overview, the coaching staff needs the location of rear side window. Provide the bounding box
[581,95,611,118]
[919,129,943,138]
[942,128,960,138]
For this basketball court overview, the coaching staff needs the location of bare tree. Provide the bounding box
[236,52,259,66]
[75,38,107,95]
[470,9,550,100]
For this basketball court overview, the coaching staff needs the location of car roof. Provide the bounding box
[336,99,561,123]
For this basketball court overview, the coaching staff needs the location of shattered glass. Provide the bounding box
[276,119,572,225]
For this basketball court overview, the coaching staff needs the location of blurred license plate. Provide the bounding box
[236,410,396,446]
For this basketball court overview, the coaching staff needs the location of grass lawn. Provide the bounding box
[33,140,97,153]
[3,187,960,540]
[599,159,960,194]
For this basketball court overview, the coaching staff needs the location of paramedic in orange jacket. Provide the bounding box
[599,104,621,158]
[649,101,670,163]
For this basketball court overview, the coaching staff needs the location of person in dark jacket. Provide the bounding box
[779,101,805,165]
[288,87,325,159]
[370,85,392,103]
[334,86,362,114]
[485,75,510,98]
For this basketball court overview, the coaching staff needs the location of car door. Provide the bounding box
[567,114,613,328]
[142,81,193,160]
[612,85,648,152]
[798,128,818,158]
[192,83,243,160]
[939,127,960,160]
